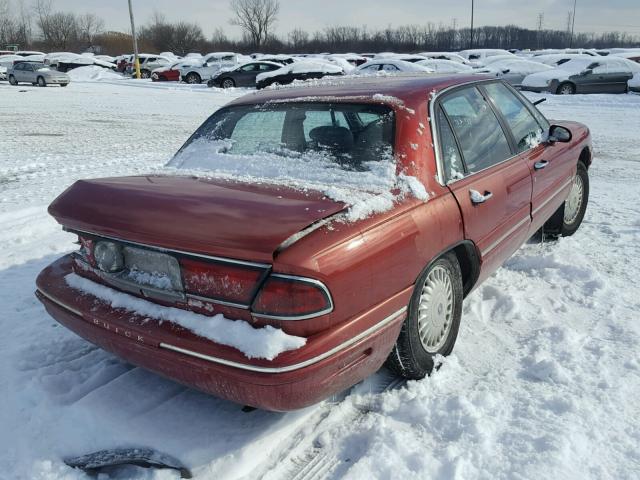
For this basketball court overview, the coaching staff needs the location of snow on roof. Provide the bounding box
[357,59,433,73]
[256,61,343,83]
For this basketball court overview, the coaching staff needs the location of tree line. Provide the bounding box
[1,0,638,56]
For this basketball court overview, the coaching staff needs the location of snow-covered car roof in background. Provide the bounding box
[477,59,553,75]
[416,59,473,73]
[356,58,433,74]
[256,60,343,83]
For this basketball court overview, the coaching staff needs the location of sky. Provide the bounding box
[49,0,640,38]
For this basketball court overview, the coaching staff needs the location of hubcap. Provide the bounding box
[223,80,233,88]
[560,85,573,95]
[417,265,454,353]
[564,174,584,225]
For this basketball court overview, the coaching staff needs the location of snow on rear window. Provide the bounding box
[168,102,429,221]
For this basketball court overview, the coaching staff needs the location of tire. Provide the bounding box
[9,75,17,85]
[185,72,201,84]
[60,83,68,87]
[221,78,235,88]
[140,69,151,79]
[557,82,575,95]
[559,162,589,236]
[37,76,46,87]
[386,252,464,379]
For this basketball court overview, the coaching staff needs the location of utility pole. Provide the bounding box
[127,0,141,79]
[470,0,474,49]
[537,13,544,49]
[569,0,577,48]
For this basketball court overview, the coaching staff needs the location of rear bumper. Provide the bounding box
[36,255,407,411]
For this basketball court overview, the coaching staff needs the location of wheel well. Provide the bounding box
[578,146,591,169]
[451,242,480,297]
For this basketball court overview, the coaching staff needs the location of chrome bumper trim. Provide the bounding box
[159,306,407,373]
[37,288,84,318]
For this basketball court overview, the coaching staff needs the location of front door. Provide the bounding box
[435,84,532,280]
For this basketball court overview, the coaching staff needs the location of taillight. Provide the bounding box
[78,236,96,267]
[180,258,265,306]
[252,274,333,320]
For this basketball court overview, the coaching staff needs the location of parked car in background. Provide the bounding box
[629,73,640,93]
[475,59,553,86]
[207,61,282,88]
[125,54,172,78]
[459,49,514,65]
[612,51,640,64]
[36,76,592,411]
[180,52,246,84]
[255,61,343,89]
[527,53,593,67]
[419,52,471,65]
[522,56,640,94]
[356,58,433,75]
[7,61,70,86]
[151,61,183,82]
[416,59,474,73]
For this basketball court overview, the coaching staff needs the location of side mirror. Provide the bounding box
[548,125,572,143]
[202,62,208,67]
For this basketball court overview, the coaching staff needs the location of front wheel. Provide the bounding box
[386,252,464,379]
[221,78,235,88]
[184,72,201,84]
[37,76,46,87]
[557,82,575,95]
[9,75,17,85]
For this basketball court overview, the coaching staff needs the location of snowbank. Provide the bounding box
[64,273,306,360]
[66,65,124,82]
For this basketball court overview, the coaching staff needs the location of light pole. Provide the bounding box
[127,0,141,79]
[470,0,475,49]
[569,0,577,48]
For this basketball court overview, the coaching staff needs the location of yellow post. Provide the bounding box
[134,57,141,79]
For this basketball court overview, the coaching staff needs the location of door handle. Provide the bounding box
[534,160,549,170]
[470,190,493,205]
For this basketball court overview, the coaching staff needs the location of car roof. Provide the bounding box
[228,74,484,107]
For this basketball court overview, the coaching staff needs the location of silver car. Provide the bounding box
[8,62,70,87]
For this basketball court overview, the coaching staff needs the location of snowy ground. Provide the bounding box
[1,78,640,480]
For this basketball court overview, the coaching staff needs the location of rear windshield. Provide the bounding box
[170,102,395,173]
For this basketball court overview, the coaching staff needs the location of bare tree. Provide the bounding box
[77,13,104,47]
[288,28,308,49]
[44,11,77,50]
[229,0,279,49]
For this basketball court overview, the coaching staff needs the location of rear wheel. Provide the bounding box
[140,69,151,79]
[37,76,46,87]
[185,72,201,84]
[386,252,463,379]
[221,78,235,88]
[9,75,17,85]
[557,82,575,95]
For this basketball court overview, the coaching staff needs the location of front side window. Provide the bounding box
[382,64,400,72]
[440,86,512,174]
[171,103,395,174]
[483,82,545,152]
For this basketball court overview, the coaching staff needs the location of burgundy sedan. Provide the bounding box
[36,76,592,411]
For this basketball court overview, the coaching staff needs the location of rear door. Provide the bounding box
[435,84,532,277]
[481,82,573,232]
[606,59,634,92]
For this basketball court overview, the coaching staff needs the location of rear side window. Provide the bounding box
[436,107,465,182]
[440,86,512,174]
[483,82,545,152]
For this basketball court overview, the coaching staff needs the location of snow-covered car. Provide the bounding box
[44,52,116,72]
[458,49,514,66]
[7,61,70,87]
[629,73,640,93]
[180,52,245,84]
[207,61,282,88]
[373,53,427,63]
[475,59,553,86]
[0,65,6,80]
[416,59,474,73]
[255,61,343,89]
[419,52,470,64]
[125,54,172,78]
[356,59,433,75]
[527,53,594,68]
[522,57,640,94]
[36,77,592,411]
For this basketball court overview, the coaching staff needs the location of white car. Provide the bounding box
[474,59,552,86]
[125,54,172,78]
[418,52,470,64]
[356,59,433,75]
[527,53,594,68]
[180,52,248,84]
[458,49,514,66]
[415,59,474,73]
[629,73,640,93]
